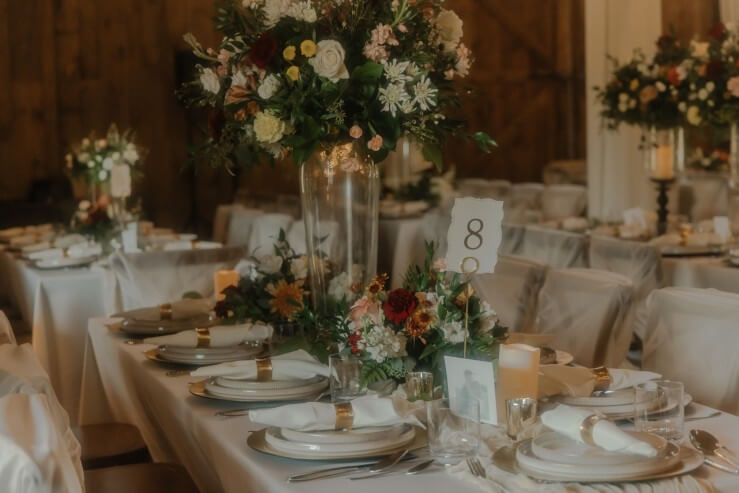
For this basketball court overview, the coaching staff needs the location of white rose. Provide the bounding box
[253,111,287,143]
[259,254,283,274]
[257,74,282,100]
[687,105,702,125]
[123,148,138,163]
[199,68,220,94]
[309,40,349,82]
[290,256,309,279]
[102,157,114,170]
[435,10,463,51]
[98,169,108,181]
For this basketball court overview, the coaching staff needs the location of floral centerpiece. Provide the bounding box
[65,124,145,192]
[69,197,116,243]
[179,0,494,168]
[326,244,507,385]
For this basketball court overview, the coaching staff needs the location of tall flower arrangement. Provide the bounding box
[65,124,145,185]
[179,0,494,170]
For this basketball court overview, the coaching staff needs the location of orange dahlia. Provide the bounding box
[266,279,305,321]
[405,309,433,344]
[365,273,389,297]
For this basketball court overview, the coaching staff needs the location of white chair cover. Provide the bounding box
[247,213,293,255]
[540,184,587,220]
[588,236,662,339]
[499,224,526,256]
[0,311,15,345]
[286,220,307,255]
[689,174,728,221]
[518,225,588,268]
[224,207,262,246]
[472,255,547,332]
[535,268,635,367]
[212,203,245,243]
[0,344,83,492]
[109,247,247,310]
[509,182,545,210]
[640,288,739,414]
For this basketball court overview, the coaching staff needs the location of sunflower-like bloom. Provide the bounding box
[266,279,305,321]
[405,309,433,344]
[365,273,389,297]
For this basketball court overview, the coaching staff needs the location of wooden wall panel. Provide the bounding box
[662,0,719,43]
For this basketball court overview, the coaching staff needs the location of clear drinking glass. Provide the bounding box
[634,380,684,442]
[329,353,366,403]
[426,398,480,466]
[405,371,433,402]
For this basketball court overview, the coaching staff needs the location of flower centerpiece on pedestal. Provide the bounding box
[69,197,116,244]
[325,243,507,386]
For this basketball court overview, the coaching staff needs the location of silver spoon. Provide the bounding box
[690,429,739,470]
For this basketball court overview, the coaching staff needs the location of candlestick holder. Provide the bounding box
[650,177,675,236]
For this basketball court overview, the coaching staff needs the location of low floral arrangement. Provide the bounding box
[687,147,729,172]
[65,124,145,185]
[180,0,494,170]
[326,243,507,385]
[69,197,116,242]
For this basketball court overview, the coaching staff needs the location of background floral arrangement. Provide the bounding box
[327,243,507,385]
[65,124,145,185]
[180,0,494,170]
[69,197,116,242]
[687,146,729,172]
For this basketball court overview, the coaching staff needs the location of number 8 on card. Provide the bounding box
[445,197,504,275]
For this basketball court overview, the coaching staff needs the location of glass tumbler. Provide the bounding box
[634,380,684,442]
[329,353,366,403]
[426,398,480,466]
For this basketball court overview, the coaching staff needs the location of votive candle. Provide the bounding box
[214,269,239,301]
[496,343,540,425]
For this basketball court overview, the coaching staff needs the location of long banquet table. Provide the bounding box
[81,318,739,493]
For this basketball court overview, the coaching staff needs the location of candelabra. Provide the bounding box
[650,178,675,236]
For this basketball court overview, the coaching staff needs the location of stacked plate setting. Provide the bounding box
[515,431,688,482]
[118,314,215,336]
[198,374,328,402]
[151,344,262,366]
[261,424,416,460]
[553,388,691,420]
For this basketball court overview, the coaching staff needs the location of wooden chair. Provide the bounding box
[85,463,199,493]
[73,423,150,470]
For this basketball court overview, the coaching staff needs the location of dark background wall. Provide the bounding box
[0,0,718,233]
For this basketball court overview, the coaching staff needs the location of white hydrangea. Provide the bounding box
[102,157,114,170]
[257,74,282,99]
[286,1,317,23]
[263,0,292,28]
[362,324,407,363]
[440,319,467,344]
[328,272,351,301]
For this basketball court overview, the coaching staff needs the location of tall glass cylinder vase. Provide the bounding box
[300,142,380,316]
[88,179,111,204]
[643,126,684,180]
[729,123,739,233]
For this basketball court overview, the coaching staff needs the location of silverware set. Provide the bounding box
[287,449,414,482]
[466,457,487,479]
[689,429,739,475]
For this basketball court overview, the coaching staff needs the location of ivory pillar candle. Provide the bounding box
[496,343,540,425]
[214,270,239,301]
[653,145,674,180]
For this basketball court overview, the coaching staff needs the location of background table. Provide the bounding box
[81,318,739,493]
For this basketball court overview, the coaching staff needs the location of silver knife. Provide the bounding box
[287,450,408,482]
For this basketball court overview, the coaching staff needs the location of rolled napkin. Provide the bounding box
[191,349,327,380]
[538,366,661,398]
[249,395,422,431]
[144,322,272,348]
[67,242,102,258]
[116,298,213,321]
[541,404,657,457]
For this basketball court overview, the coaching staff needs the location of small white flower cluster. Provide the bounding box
[379,59,438,116]
[68,127,141,184]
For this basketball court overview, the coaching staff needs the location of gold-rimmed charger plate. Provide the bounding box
[144,347,261,367]
[493,440,704,483]
[190,379,327,402]
[246,427,427,461]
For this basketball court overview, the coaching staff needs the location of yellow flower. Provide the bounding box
[629,78,639,91]
[283,45,296,61]
[266,279,305,321]
[300,40,317,58]
[286,66,300,81]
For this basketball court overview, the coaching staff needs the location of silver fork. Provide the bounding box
[466,457,487,479]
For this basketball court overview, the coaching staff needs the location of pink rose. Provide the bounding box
[349,297,381,324]
[728,76,739,98]
[349,125,363,139]
[368,135,383,151]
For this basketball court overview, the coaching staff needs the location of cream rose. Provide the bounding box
[309,40,349,82]
[686,105,702,126]
[435,9,463,51]
[253,111,287,143]
[257,74,282,99]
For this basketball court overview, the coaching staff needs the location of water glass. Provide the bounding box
[329,354,366,402]
[634,380,684,442]
[426,398,480,466]
[505,397,538,441]
[405,371,433,402]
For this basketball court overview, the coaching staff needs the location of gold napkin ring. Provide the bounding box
[255,357,273,382]
[160,303,173,320]
[195,328,210,348]
[592,366,612,392]
[334,402,354,430]
[580,414,603,447]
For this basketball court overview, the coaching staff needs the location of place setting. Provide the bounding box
[110,298,217,336]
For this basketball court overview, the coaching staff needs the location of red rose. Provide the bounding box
[383,288,418,324]
[250,33,278,69]
[667,67,681,86]
[709,22,727,41]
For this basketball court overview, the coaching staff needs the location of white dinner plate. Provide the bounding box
[34,256,97,269]
[118,315,216,336]
[214,376,323,391]
[145,347,261,367]
[557,388,652,407]
[280,424,406,445]
[159,345,256,357]
[553,393,693,420]
[516,438,680,481]
[204,377,327,399]
[247,427,427,461]
[265,425,415,457]
[530,431,668,466]
[189,379,326,402]
[541,350,574,366]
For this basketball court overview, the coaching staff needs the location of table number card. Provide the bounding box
[111,164,132,198]
[713,216,731,243]
[623,207,648,230]
[446,197,504,274]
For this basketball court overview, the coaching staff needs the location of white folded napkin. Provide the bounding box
[27,248,64,261]
[541,404,657,457]
[117,298,212,321]
[67,243,102,258]
[144,322,272,348]
[249,395,422,431]
[191,349,328,380]
[538,366,660,398]
[162,240,194,251]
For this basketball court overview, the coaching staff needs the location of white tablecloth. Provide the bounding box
[81,318,739,493]
[662,256,739,293]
